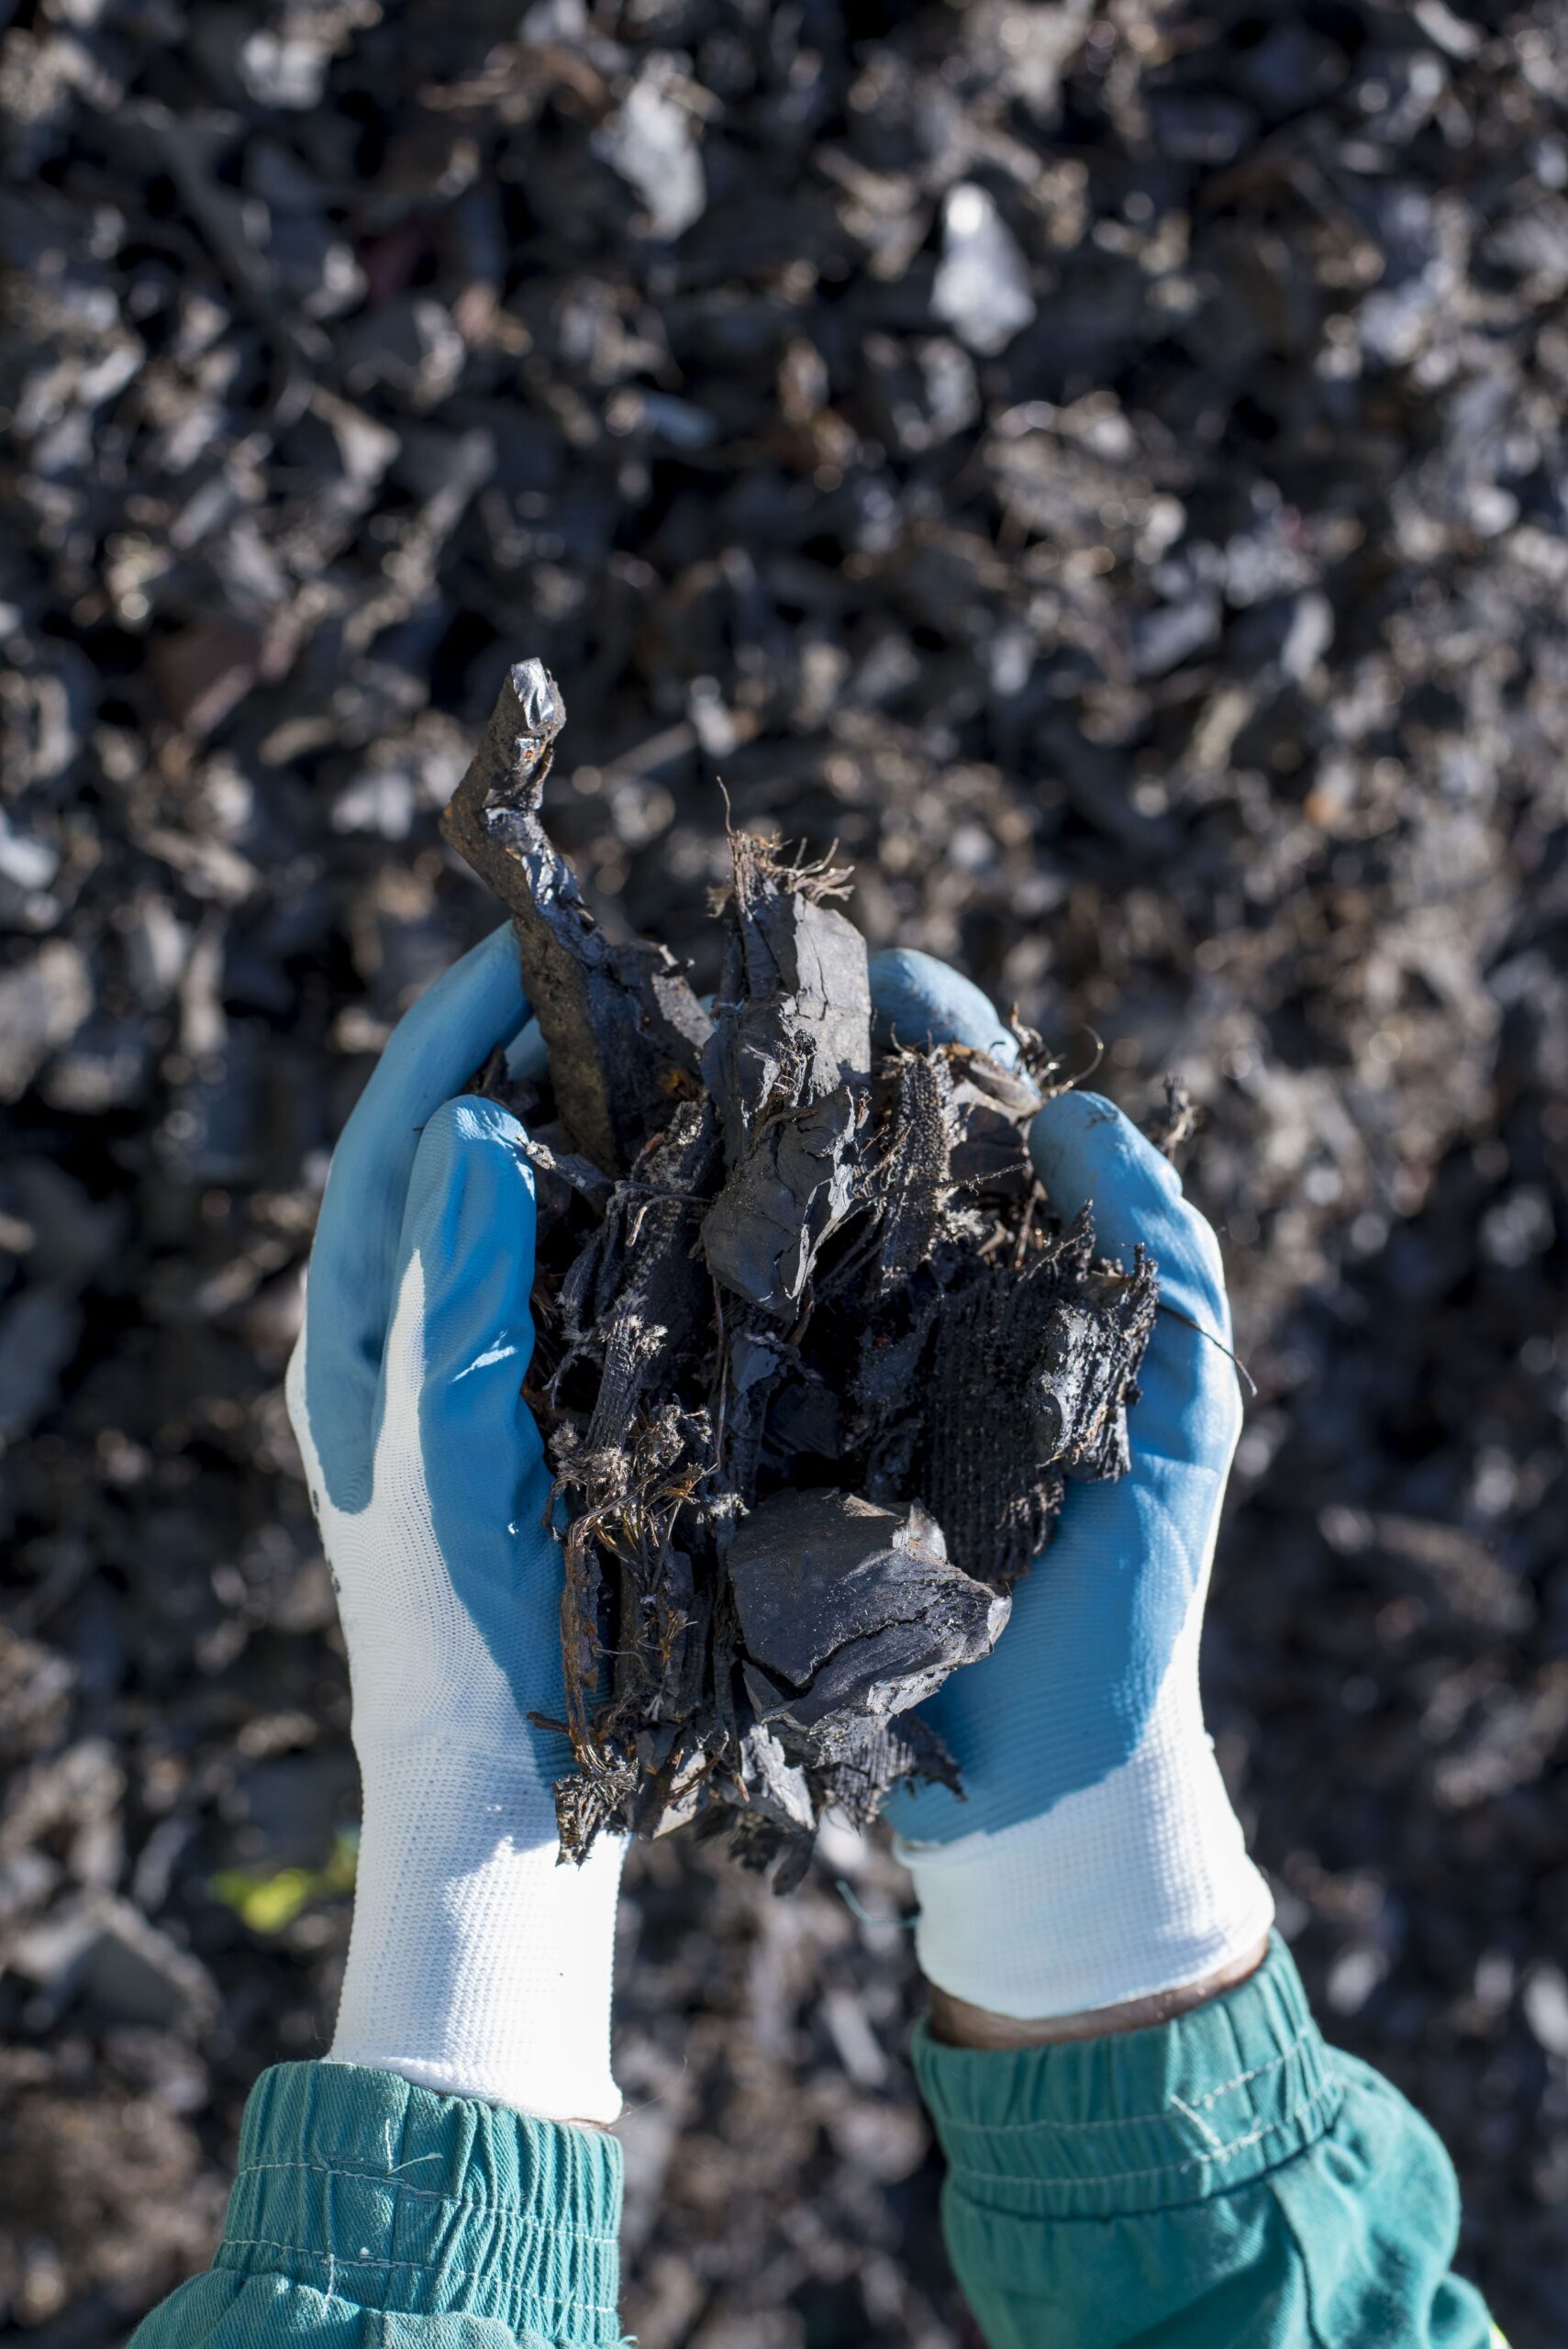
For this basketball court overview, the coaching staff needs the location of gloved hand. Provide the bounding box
[870,950,1274,2022]
[285,926,624,2124]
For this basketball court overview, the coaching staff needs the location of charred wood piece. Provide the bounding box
[440,659,711,1173]
[445,661,1158,1887]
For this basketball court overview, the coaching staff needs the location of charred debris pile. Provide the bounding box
[443,661,1156,1887]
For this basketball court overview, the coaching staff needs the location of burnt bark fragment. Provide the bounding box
[440,659,711,1173]
[700,1085,861,1318]
[700,835,871,1316]
[444,662,1158,1887]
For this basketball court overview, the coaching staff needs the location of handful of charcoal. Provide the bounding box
[442,662,1158,1890]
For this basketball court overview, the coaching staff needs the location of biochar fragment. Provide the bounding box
[443,661,1158,1887]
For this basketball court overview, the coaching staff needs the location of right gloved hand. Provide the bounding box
[869,949,1274,2024]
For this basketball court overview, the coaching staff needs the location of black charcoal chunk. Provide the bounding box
[700,1084,860,1317]
[700,837,872,1314]
[731,1488,1008,1734]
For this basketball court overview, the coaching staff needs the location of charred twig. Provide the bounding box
[1148,1074,1200,1162]
[440,660,712,1172]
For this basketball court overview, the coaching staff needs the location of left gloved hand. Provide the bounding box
[286,926,624,2124]
[869,949,1273,2024]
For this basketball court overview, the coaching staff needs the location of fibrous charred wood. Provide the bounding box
[444,660,1158,1886]
[440,659,712,1173]
[699,832,871,1317]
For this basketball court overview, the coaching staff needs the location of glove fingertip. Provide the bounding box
[403,1096,536,1264]
[867,947,1020,1066]
[1029,1090,1181,1219]
[1031,1090,1233,1339]
[416,1088,529,1155]
[368,927,528,1113]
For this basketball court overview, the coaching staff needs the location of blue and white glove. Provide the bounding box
[872,950,1274,2021]
[285,927,624,2124]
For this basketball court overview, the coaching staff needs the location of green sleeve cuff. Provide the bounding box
[912,1934,1497,2349]
[912,1931,1336,2221]
[215,2061,623,2345]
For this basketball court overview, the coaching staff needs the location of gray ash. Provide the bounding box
[444,660,1156,1888]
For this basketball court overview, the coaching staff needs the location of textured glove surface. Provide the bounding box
[869,949,1273,2017]
[286,926,623,2122]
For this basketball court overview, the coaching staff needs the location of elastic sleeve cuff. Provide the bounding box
[912,1931,1340,2221]
[216,2061,624,2343]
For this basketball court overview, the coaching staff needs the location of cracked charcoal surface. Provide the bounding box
[444,662,1155,1878]
[3,4,1568,2344]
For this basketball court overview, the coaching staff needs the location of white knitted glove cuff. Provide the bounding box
[328,1736,625,2126]
[896,1689,1273,2021]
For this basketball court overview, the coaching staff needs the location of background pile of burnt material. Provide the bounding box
[2,4,1566,2343]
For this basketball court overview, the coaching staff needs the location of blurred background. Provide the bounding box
[2,2,1566,2343]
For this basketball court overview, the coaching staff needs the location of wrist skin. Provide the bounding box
[927,1931,1272,2049]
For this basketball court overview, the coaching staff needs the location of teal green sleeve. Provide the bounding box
[127,2062,626,2349]
[914,1934,1506,2349]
